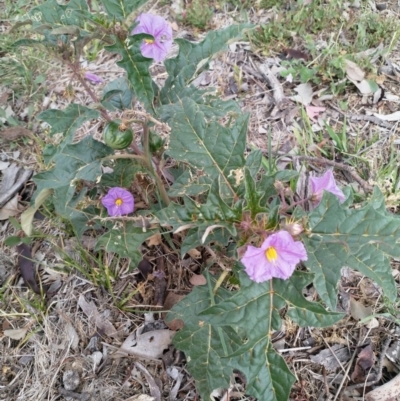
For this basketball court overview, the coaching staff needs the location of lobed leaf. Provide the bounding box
[163,97,248,200]
[105,35,155,114]
[102,77,134,111]
[38,104,100,163]
[33,136,113,236]
[163,24,253,82]
[166,280,244,401]
[98,0,147,21]
[28,0,88,27]
[172,271,342,401]
[157,180,240,255]
[96,222,157,267]
[100,159,145,188]
[303,190,399,310]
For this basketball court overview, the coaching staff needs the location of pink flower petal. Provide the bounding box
[131,13,172,62]
[101,187,134,216]
[241,231,307,283]
[310,170,345,205]
[84,72,102,84]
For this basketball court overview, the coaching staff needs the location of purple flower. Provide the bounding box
[241,231,308,283]
[310,170,345,205]
[101,187,134,216]
[84,72,102,84]
[131,13,172,62]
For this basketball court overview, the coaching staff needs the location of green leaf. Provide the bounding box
[96,223,157,266]
[159,25,252,119]
[21,188,53,236]
[38,104,100,162]
[303,190,399,310]
[102,77,134,110]
[164,24,253,82]
[4,236,32,247]
[166,279,244,401]
[32,137,113,236]
[199,271,343,401]
[157,180,240,255]
[105,35,155,114]
[159,77,240,120]
[98,0,147,21]
[163,97,248,199]
[167,170,210,197]
[28,0,88,27]
[101,159,145,188]
[243,168,268,218]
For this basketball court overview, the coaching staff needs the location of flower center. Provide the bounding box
[115,198,123,206]
[265,246,278,263]
[144,38,154,44]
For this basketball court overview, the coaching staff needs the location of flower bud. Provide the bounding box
[283,223,304,237]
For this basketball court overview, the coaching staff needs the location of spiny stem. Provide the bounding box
[141,122,170,206]
[206,270,228,357]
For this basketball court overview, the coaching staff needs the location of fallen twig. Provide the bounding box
[284,154,373,194]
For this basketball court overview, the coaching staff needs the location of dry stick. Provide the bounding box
[346,336,391,391]
[332,345,358,401]
[280,153,373,194]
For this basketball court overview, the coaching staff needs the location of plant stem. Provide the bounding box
[69,62,111,122]
[141,122,170,206]
[103,154,145,162]
[206,270,228,357]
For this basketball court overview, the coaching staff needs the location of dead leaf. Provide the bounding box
[170,21,179,31]
[78,295,118,337]
[163,292,185,330]
[187,248,201,259]
[0,161,10,170]
[350,297,372,321]
[17,244,43,294]
[283,48,309,61]
[351,344,375,382]
[310,344,351,370]
[4,328,28,340]
[189,274,207,286]
[0,126,33,141]
[305,105,326,122]
[0,195,22,220]
[65,322,80,350]
[348,78,375,95]
[138,258,153,279]
[345,59,365,81]
[146,233,162,247]
[113,329,175,360]
[373,111,400,121]
[290,83,313,105]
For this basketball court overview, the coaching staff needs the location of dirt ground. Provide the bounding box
[2,0,400,400]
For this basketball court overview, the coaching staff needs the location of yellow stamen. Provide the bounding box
[115,198,123,206]
[265,247,278,263]
[144,38,154,44]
